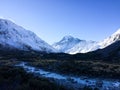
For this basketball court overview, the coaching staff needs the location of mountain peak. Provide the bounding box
[0,18,56,53]
[52,35,81,52]
[63,35,74,39]
[52,35,98,53]
[61,35,81,43]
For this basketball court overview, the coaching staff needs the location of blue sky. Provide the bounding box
[0,0,120,44]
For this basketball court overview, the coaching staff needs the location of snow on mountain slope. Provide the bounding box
[52,35,81,52]
[52,28,120,54]
[1,18,119,54]
[0,18,56,52]
[67,41,98,54]
[99,28,120,49]
[52,35,98,54]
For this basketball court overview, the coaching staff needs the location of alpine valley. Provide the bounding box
[0,18,120,90]
[0,18,120,55]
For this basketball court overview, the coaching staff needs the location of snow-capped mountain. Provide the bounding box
[1,18,120,54]
[52,35,98,54]
[99,29,120,49]
[53,28,120,54]
[67,41,98,54]
[52,35,81,52]
[0,18,56,53]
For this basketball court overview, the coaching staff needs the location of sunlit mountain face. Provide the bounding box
[0,18,57,53]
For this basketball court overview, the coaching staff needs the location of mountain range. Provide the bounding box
[52,36,98,54]
[53,29,120,54]
[0,18,120,55]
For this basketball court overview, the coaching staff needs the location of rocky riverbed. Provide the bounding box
[16,62,120,90]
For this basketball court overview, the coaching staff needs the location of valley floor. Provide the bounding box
[0,54,120,90]
[16,61,120,90]
[0,60,66,90]
[27,59,120,79]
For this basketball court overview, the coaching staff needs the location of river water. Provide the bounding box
[16,62,120,90]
